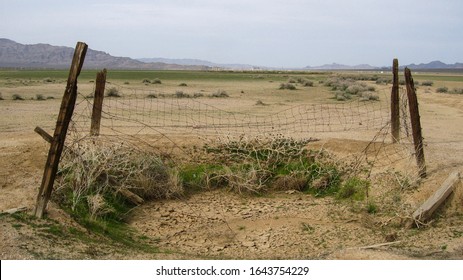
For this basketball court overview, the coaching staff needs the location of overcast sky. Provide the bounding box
[1,0,462,67]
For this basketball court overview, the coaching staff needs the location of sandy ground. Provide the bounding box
[1,77,463,259]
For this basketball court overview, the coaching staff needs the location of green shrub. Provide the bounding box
[367,202,378,214]
[336,177,369,200]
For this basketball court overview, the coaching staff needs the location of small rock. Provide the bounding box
[242,241,256,247]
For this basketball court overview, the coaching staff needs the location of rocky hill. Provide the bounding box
[0,39,209,70]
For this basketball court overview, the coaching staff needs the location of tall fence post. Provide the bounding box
[90,68,107,136]
[404,67,426,178]
[34,42,88,218]
[391,58,400,143]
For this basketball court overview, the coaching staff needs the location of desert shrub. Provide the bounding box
[0,92,3,100]
[124,81,130,85]
[152,78,162,84]
[36,94,46,101]
[436,87,448,93]
[174,91,190,98]
[146,93,157,98]
[178,83,188,87]
[210,90,229,98]
[142,79,151,84]
[450,88,463,94]
[193,92,204,98]
[288,78,297,83]
[196,136,349,196]
[279,83,297,90]
[334,91,351,101]
[106,87,121,97]
[12,94,24,100]
[54,139,182,220]
[302,80,314,87]
[255,100,267,106]
[43,77,54,83]
[375,78,391,85]
[326,76,378,101]
[421,81,434,86]
[346,85,363,95]
[359,92,379,101]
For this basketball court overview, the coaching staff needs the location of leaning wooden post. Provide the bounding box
[90,68,107,136]
[391,58,400,143]
[34,42,88,218]
[404,67,426,178]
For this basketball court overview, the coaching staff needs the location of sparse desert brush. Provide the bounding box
[35,94,46,101]
[0,92,3,100]
[178,82,188,86]
[279,83,296,90]
[436,87,448,93]
[152,78,162,84]
[42,77,54,83]
[421,81,434,86]
[12,93,24,100]
[174,90,190,98]
[359,92,379,101]
[54,138,183,219]
[210,89,229,98]
[106,87,121,97]
[450,88,463,94]
[302,80,314,87]
[326,76,377,101]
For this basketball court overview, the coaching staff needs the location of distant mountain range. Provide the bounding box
[136,57,257,70]
[304,63,377,70]
[1,38,462,70]
[0,38,208,70]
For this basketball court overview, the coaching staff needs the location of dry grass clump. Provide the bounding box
[54,138,182,218]
[106,87,122,97]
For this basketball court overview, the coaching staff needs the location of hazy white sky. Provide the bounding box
[1,0,462,67]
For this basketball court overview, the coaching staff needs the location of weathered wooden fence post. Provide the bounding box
[34,42,88,218]
[90,68,107,136]
[404,67,426,178]
[391,58,400,143]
